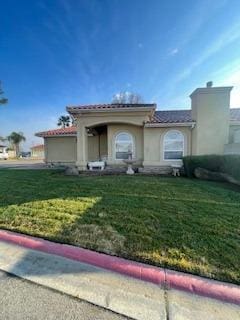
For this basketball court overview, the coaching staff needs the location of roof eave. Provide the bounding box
[67,106,156,115]
[35,133,76,138]
[144,121,196,128]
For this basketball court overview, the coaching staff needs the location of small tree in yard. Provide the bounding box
[112,91,143,104]
[7,132,26,157]
[0,81,8,105]
[57,115,72,128]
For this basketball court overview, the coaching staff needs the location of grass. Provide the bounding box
[0,169,239,284]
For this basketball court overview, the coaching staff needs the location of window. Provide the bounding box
[234,130,240,143]
[115,132,134,160]
[163,130,184,160]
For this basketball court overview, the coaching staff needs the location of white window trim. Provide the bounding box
[114,131,135,161]
[163,130,185,161]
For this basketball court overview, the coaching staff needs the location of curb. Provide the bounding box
[0,229,239,305]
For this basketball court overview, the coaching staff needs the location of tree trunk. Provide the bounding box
[15,144,20,157]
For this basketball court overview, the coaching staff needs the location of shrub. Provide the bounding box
[183,155,240,181]
[222,155,240,181]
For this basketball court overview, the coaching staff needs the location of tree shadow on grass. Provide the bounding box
[0,169,240,284]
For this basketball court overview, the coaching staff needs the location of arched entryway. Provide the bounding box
[87,125,108,162]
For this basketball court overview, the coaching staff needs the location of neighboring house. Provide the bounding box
[36,84,240,172]
[7,149,16,159]
[31,144,45,159]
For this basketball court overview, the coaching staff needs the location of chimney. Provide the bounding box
[190,84,233,155]
[206,81,213,88]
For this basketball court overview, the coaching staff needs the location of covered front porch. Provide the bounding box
[67,104,156,171]
[77,122,144,171]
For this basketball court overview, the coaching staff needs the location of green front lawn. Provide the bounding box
[0,169,239,284]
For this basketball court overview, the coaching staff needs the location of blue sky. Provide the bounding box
[1,0,240,150]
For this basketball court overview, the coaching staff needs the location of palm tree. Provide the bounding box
[7,132,26,157]
[57,115,71,128]
[0,81,8,105]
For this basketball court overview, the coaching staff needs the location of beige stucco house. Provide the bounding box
[36,84,240,172]
[31,144,45,159]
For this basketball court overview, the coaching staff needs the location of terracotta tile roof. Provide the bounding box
[35,126,77,137]
[30,144,44,150]
[67,103,156,112]
[230,108,240,121]
[149,110,193,123]
[149,108,240,124]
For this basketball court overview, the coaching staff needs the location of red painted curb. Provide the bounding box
[0,229,239,305]
[165,270,240,305]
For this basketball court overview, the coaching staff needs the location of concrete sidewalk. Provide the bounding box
[0,240,239,320]
[0,270,129,320]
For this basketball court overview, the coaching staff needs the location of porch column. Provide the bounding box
[76,120,88,170]
[142,126,154,167]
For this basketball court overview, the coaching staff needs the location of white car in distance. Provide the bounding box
[0,145,9,160]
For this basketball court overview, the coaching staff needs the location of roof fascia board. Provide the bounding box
[144,122,196,128]
[36,133,76,138]
[67,106,156,115]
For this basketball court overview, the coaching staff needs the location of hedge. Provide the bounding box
[183,155,240,181]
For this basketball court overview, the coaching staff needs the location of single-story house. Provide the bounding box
[36,83,240,172]
[31,144,45,159]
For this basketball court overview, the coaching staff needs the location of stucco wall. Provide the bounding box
[87,132,108,161]
[88,135,99,161]
[107,124,143,165]
[45,136,77,164]
[224,143,240,154]
[229,125,240,143]
[31,149,44,159]
[191,87,232,155]
[143,126,191,166]
[75,111,151,128]
[100,131,108,157]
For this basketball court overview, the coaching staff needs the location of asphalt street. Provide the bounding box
[0,270,129,320]
[0,159,45,169]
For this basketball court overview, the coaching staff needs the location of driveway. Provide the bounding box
[0,159,46,169]
[0,270,128,320]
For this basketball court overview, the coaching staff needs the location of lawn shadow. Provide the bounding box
[5,247,103,278]
[0,169,240,284]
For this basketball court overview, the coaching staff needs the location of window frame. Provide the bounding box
[163,130,184,161]
[114,131,135,160]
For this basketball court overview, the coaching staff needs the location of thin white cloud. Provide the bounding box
[169,48,179,56]
[210,59,240,107]
[148,0,230,103]
[168,0,229,54]
[175,20,240,84]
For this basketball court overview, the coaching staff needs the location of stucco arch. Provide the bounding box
[85,119,144,128]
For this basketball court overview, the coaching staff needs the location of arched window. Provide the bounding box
[115,132,134,160]
[163,130,184,160]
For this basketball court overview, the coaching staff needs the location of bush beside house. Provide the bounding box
[183,155,240,181]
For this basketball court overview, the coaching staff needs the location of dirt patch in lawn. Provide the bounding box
[69,224,126,255]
